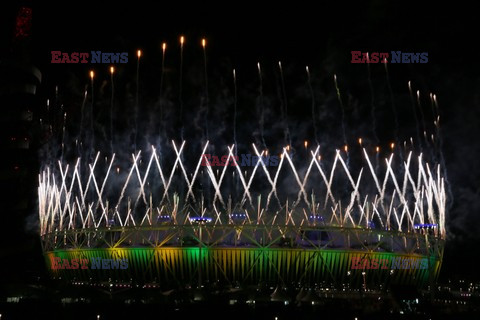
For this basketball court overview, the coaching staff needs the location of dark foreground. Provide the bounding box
[1,282,479,320]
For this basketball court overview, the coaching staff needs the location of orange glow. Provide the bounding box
[390,142,395,150]
[304,141,308,148]
[358,138,362,145]
[202,38,206,48]
[162,42,166,51]
[89,71,94,80]
[137,50,142,58]
[180,36,184,45]
[344,145,348,152]
[376,146,380,153]
[110,66,114,74]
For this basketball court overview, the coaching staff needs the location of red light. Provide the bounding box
[14,7,32,40]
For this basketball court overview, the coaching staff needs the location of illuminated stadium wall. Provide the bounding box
[46,247,442,288]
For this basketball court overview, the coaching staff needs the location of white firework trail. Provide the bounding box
[39,142,446,239]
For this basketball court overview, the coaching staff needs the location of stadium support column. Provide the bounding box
[199,224,202,288]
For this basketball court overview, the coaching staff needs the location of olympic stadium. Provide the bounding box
[39,141,445,292]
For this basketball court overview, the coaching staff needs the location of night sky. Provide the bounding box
[2,1,479,281]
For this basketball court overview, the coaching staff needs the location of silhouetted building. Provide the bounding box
[0,5,42,284]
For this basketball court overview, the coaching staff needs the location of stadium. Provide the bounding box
[39,140,446,292]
